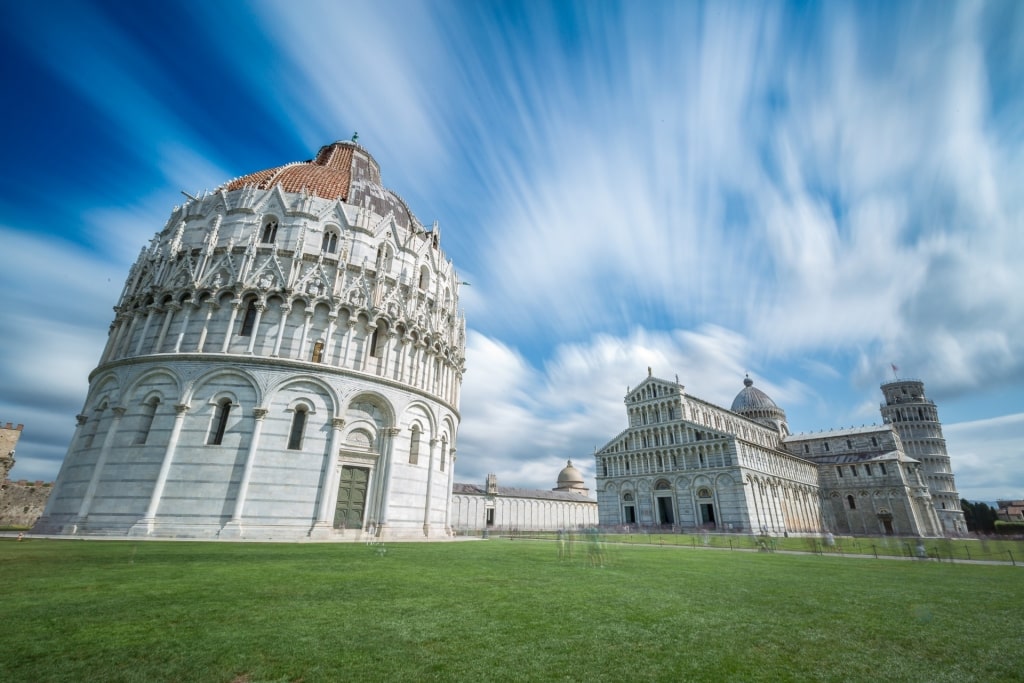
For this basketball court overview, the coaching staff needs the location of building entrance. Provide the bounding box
[333,466,369,529]
[657,496,675,525]
[623,505,636,524]
[700,503,716,528]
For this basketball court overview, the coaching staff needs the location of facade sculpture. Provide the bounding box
[35,140,466,539]
[595,371,966,537]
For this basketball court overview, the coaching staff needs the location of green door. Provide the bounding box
[334,466,370,529]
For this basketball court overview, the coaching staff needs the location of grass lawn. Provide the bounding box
[1,538,1020,682]
[516,530,1024,563]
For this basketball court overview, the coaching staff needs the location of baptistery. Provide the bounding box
[35,140,466,539]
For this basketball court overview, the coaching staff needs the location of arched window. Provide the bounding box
[240,300,258,336]
[408,425,421,465]
[376,243,392,273]
[287,407,307,450]
[370,321,388,358]
[311,340,324,363]
[322,231,338,254]
[847,494,856,510]
[418,266,430,290]
[261,219,278,244]
[135,397,160,445]
[208,399,231,445]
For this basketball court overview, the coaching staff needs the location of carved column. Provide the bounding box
[131,403,189,536]
[374,427,400,536]
[271,302,291,357]
[220,408,268,537]
[133,305,159,356]
[445,450,456,535]
[396,336,410,382]
[35,414,91,528]
[245,302,266,354]
[154,302,180,352]
[75,406,127,523]
[341,320,356,368]
[117,310,143,358]
[298,311,314,360]
[311,417,346,536]
[360,323,376,372]
[196,299,219,352]
[323,313,338,364]
[422,438,438,536]
[173,300,196,353]
[221,299,243,352]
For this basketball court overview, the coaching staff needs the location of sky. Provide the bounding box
[1,0,1021,503]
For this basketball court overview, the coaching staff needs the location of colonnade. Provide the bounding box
[100,292,463,408]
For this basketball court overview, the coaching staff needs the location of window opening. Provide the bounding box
[847,494,856,510]
[240,300,258,336]
[261,219,278,244]
[409,426,421,465]
[369,327,382,357]
[209,400,231,445]
[287,407,307,450]
[311,340,324,363]
[135,398,160,445]
[322,231,338,254]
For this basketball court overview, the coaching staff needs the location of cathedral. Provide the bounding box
[594,371,965,537]
[35,140,466,540]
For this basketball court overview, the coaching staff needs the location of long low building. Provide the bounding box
[451,462,598,533]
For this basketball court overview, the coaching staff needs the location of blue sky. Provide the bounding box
[1,1,1021,502]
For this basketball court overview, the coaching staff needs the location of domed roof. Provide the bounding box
[556,460,585,489]
[731,375,780,413]
[221,140,420,231]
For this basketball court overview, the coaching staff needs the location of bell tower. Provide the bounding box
[880,378,965,534]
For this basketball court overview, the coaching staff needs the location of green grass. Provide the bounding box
[516,530,1024,562]
[1,538,1021,682]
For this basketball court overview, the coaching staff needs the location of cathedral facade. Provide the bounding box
[594,372,965,538]
[35,140,466,540]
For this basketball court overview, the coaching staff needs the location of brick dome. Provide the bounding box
[222,140,419,231]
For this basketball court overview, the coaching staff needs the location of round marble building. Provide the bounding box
[35,140,466,539]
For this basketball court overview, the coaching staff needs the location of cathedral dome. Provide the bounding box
[222,140,419,231]
[731,376,788,436]
[731,376,780,412]
[555,460,587,492]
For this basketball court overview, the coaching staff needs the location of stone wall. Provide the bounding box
[0,480,52,528]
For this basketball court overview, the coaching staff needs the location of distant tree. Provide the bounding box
[961,499,998,533]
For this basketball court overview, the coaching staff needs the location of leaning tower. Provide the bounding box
[879,379,965,535]
[35,140,466,540]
